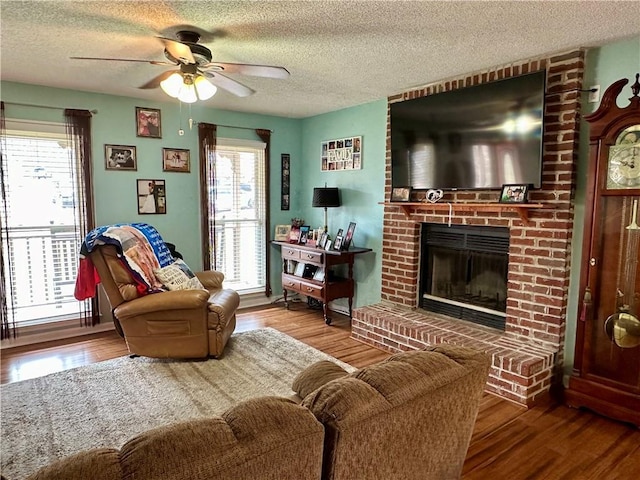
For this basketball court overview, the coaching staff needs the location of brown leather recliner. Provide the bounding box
[89,245,239,359]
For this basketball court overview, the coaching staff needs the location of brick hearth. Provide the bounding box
[353,50,584,406]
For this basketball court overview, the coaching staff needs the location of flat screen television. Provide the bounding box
[390,71,546,190]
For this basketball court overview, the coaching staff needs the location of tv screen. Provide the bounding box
[390,71,545,190]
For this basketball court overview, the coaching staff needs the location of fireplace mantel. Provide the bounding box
[380,202,552,225]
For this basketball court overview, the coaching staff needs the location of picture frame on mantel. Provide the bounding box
[499,183,530,204]
[391,186,411,202]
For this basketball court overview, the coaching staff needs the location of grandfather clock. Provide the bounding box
[565,74,640,427]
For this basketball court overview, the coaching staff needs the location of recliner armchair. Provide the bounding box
[89,244,239,359]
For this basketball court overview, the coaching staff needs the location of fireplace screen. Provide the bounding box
[420,224,509,330]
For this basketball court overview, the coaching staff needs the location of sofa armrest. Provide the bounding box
[114,289,210,318]
[196,270,225,290]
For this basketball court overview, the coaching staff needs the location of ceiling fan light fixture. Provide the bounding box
[160,72,184,98]
[178,82,198,103]
[194,76,217,100]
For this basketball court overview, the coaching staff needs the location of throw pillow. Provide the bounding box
[154,259,206,291]
[292,360,350,399]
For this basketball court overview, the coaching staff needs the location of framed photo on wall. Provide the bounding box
[137,179,166,214]
[136,107,162,138]
[162,148,190,172]
[105,144,137,170]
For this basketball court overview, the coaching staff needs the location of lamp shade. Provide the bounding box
[312,187,341,208]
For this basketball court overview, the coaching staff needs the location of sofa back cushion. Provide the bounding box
[26,397,324,480]
[302,345,490,480]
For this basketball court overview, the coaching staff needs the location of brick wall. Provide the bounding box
[354,50,585,406]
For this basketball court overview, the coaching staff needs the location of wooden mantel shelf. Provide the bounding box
[380,202,552,225]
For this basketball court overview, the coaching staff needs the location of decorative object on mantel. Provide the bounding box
[391,186,411,202]
[499,183,530,203]
[312,185,341,233]
[425,189,444,203]
[321,136,362,171]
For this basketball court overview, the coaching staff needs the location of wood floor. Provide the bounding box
[2,304,639,479]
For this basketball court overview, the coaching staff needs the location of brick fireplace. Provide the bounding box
[352,50,584,406]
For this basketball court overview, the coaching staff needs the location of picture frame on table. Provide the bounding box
[274,224,292,241]
[342,222,356,250]
[333,235,344,251]
[391,186,411,202]
[135,107,162,138]
[499,183,530,204]
[298,225,311,244]
[318,232,328,249]
[162,148,190,172]
[105,144,137,170]
[289,227,301,244]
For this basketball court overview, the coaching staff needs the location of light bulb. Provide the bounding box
[194,76,217,100]
[160,72,184,98]
[178,83,197,103]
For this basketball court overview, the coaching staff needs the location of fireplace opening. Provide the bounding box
[420,223,509,330]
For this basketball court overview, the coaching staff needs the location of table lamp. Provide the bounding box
[312,186,341,233]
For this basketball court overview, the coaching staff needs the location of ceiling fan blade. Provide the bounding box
[158,37,195,64]
[205,62,290,79]
[70,56,174,66]
[139,70,179,90]
[200,70,255,97]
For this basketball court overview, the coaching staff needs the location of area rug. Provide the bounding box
[0,328,355,480]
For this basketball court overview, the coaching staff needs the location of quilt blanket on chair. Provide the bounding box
[75,223,174,300]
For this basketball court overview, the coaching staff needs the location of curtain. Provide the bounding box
[199,123,217,271]
[64,109,98,326]
[0,101,16,339]
[255,129,272,297]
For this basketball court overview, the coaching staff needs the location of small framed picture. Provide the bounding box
[105,144,137,170]
[343,222,356,250]
[274,224,292,241]
[137,179,166,214]
[499,184,530,204]
[324,239,333,251]
[318,232,328,249]
[163,148,190,172]
[333,235,344,251]
[289,227,301,244]
[299,225,311,244]
[391,186,411,202]
[136,107,162,138]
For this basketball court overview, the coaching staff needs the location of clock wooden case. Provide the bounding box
[565,74,640,427]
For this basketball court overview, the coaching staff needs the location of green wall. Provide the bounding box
[298,101,387,310]
[563,36,640,376]
[0,82,301,292]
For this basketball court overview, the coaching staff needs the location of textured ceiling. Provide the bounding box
[1,1,639,119]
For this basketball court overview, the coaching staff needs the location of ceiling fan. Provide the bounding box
[70,30,290,101]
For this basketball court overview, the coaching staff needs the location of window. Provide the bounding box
[1,120,83,327]
[208,138,266,293]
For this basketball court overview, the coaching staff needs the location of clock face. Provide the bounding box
[607,125,640,189]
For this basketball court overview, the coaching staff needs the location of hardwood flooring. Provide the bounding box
[1,303,639,479]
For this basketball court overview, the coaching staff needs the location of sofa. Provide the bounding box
[21,344,490,480]
[90,244,239,358]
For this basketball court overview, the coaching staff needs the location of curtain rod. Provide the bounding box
[3,101,98,114]
[197,122,272,133]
